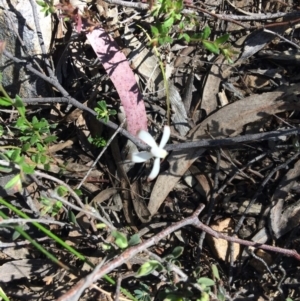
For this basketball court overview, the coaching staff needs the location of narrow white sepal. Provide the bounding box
[137,130,158,149]
[159,125,170,148]
[131,151,153,163]
[147,157,160,181]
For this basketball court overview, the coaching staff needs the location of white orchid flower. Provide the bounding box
[131,126,170,181]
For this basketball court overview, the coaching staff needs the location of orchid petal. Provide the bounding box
[159,125,170,148]
[151,146,168,159]
[131,151,153,163]
[137,130,158,149]
[147,157,160,181]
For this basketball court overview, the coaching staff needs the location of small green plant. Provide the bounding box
[39,195,63,216]
[0,81,57,191]
[94,100,117,123]
[36,0,56,17]
[150,0,184,46]
[136,260,164,277]
[164,246,184,265]
[110,231,141,249]
[194,264,227,301]
[189,26,237,63]
[134,283,151,301]
[149,0,237,62]
[88,135,107,148]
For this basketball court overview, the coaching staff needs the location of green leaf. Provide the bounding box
[171,246,184,259]
[197,277,215,287]
[200,292,209,301]
[163,16,174,28]
[102,115,109,123]
[151,25,160,36]
[158,36,173,45]
[57,185,68,197]
[12,229,21,240]
[0,125,4,137]
[22,142,30,152]
[97,100,107,111]
[11,149,22,163]
[217,286,226,301]
[40,154,48,164]
[74,189,83,196]
[111,230,128,249]
[36,0,46,7]
[20,162,35,174]
[30,134,40,145]
[212,264,220,280]
[68,210,77,224]
[14,95,25,118]
[202,40,220,54]
[31,153,40,164]
[0,164,13,173]
[15,117,29,131]
[202,26,211,40]
[108,109,117,116]
[44,163,50,171]
[175,0,183,9]
[52,201,62,216]
[0,97,12,106]
[180,33,190,43]
[102,243,112,250]
[4,173,22,192]
[96,223,107,229]
[215,33,230,45]
[32,116,38,124]
[43,135,57,144]
[163,294,185,301]
[128,233,141,246]
[136,260,163,277]
[36,143,44,152]
[189,32,204,41]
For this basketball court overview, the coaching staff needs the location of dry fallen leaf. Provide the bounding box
[0,259,54,281]
[270,159,300,239]
[124,28,189,136]
[206,218,240,262]
[200,56,225,116]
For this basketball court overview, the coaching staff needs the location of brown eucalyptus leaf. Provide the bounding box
[270,159,300,239]
[183,165,213,199]
[131,181,151,223]
[200,56,225,116]
[124,27,189,136]
[0,259,53,281]
[148,84,300,216]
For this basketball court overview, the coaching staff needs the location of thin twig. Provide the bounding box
[57,203,300,301]
[19,97,300,152]
[263,28,300,50]
[104,0,300,21]
[29,0,55,76]
[3,50,145,149]
[164,128,300,152]
[0,218,66,227]
[233,151,300,234]
[77,118,127,189]
[49,192,115,230]
[198,150,220,254]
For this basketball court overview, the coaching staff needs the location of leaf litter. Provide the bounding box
[1,0,300,300]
